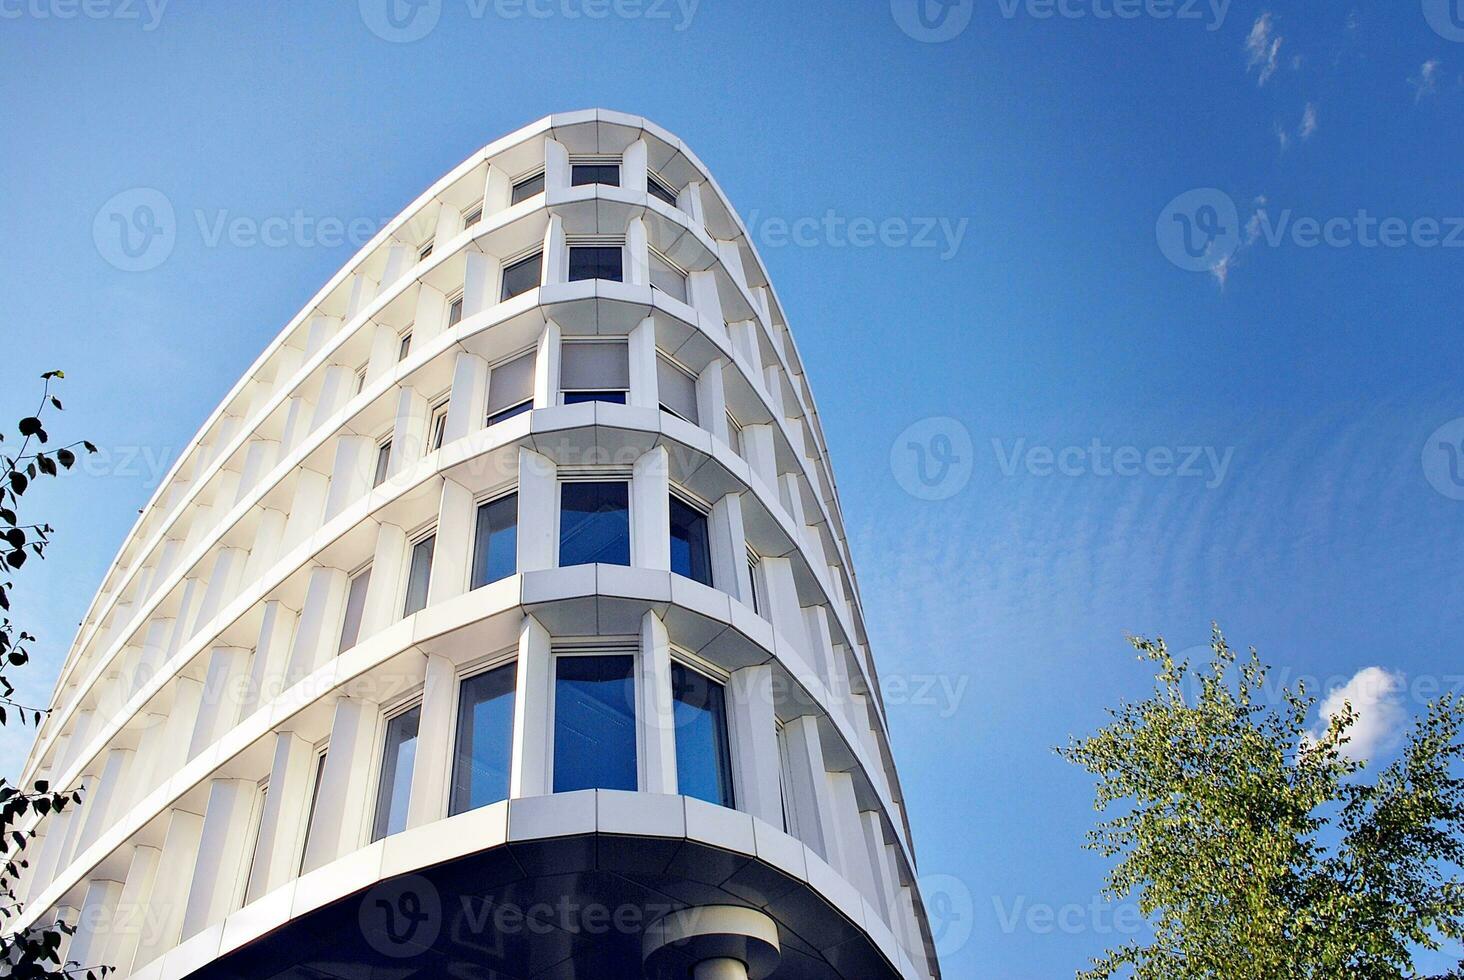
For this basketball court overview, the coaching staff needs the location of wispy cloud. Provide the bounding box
[1313,667,1407,762]
[1300,102,1319,140]
[1246,13,1284,86]
[1411,59,1442,103]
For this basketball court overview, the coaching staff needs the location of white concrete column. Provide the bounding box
[284,567,349,685]
[132,808,203,968]
[681,180,707,228]
[235,439,280,505]
[426,478,474,605]
[166,578,202,657]
[270,344,305,394]
[147,678,202,790]
[628,317,659,410]
[188,646,252,759]
[727,320,759,372]
[638,611,677,795]
[861,812,898,922]
[360,522,409,636]
[282,469,329,548]
[802,606,838,690]
[750,286,773,326]
[380,242,413,289]
[696,359,730,445]
[708,493,752,603]
[194,547,247,630]
[310,364,356,430]
[485,162,512,214]
[463,251,500,319]
[827,771,878,901]
[406,654,456,829]
[246,732,315,902]
[632,447,670,571]
[780,715,840,865]
[59,707,97,774]
[132,619,172,696]
[760,557,808,654]
[180,778,257,939]
[54,774,95,871]
[741,424,778,489]
[324,434,374,520]
[387,386,430,476]
[688,270,724,324]
[29,809,74,898]
[510,615,554,798]
[301,697,379,873]
[533,320,562,407]
[431,199,459,244]
[65,877,123,972]
[365,321,402,381]
[108,844,161,973]
[304,314,341,356]
[50,906,81,969]
[543,214,568,284]
[244,508,288,583]
[727,665,782,827]
[76,747,133,853]
[518,447,558,572]
[544,137,570,191]
[413,282,448,347]
[626,217,650,288]
[444,351,489,443]
[278,395,316,456]
[623,139,648,197]
[346,272,378,321]
[123,713,168,812]
[243,600,297,714]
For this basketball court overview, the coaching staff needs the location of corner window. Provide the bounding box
[657,355,699,424]
[500,252,542,302]
[371,705,420,842]
[568,245,624,283]
[648,249,688,304]
[486,351,535,425]
[450,663,516,815]
[448,294,464,329]
[671,663,734,808]
[559,482,630,568]
[648,173,678,207]
[571,161,621,188]
[471,494,518,589]
[554,655,636,793]
[511,171,545,204]
[462,204,483,229]
[560,340,629,406]
[338,567,372,653]
[402,534,435,617]
[373,440,393,488]
[669,496,712,586]
[398,332,413,361]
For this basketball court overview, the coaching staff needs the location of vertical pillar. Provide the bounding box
[244,508,288,583]
[426,479,474,606]
[243,600,297,714]
[132,808,204,968]
[696,359,730,445]
[827,772,878,901]
[282,469,329,548]
[284,567,349,685]
[861,812,898,922]
[708,493,752,603]
[627,317,659,410]
[484,162,512,214]
[108,844,161,974]
[245,732,315,902]
[387,387,430,477]
[180,779,257,939]
[632,447,670,571]
[741,425,778,489]
[727,665,782,827]
[188,646,253,759]
[309,364,355,430]
[543,214,568,284]
[626,217,650,287]
[365,321,402,381]
[360,523,409,636]
[76,748,133,853]
[463,251,499,319]
[324,434,374,521]
[65,878,124,972]
[235,439,280,505]
[802,606,838,690]
[688,270,724,325]
[780,716,840,865]
[444,351,489,444]
[194,548,247,630]
[517,448,557,573]
[623,139,648,198]
[638,611,677,795]
[406,654,457,829]
[510,616,554,798]
[413,283,448,347]
[544,137,570,192]
[300,697,379,873]
[759,557,808,654]
[727,320,759,373]
[277,395,316,456]
[147,678,202,790]
[532,320,562,408]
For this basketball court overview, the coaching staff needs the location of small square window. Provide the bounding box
[568,245,624,283]
[511,171,545,204]
[571,163,620,188]
[559,482,630,568]
[560,341,629,406]
[428,401,450,452]
[398,332,413,361]
[463,205,483,229]
[648,173,678,207]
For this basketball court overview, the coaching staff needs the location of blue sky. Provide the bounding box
[4,1,1464,976]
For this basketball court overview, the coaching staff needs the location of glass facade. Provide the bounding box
[553,655,637,793]
[559,482,630,567]
[671,663,734,808]
[450,664,517,815]
[371,706,421,841]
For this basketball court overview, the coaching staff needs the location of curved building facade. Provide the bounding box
[14,111,940,980]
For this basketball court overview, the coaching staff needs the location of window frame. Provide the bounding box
[549,646,642,795]
[556,477,634,570]
[566,239,626,284]
[559,338,630,406]
[668,488,714,587]
[470,490,519,591]
[298,740,330,873]
[485,348,537,425]
[510,168,546,205]
[668,655,736,809]
[337,562,373,654]
[401,528,437,617]
[647,171,679,208]
[373,436,393,488]
[462,203,484,229]
[746,548,763,615]
[499,250,543,302]
[369,697,423,843]
[397,330,413,362]
[427,398,450,452]
[419,239,434,262]
[647,245,690,304]
[448,653,520,817]
[569,157,622,188]
[447,291,465,329]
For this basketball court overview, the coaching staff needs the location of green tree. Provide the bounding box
[0,372,110,978]
[1062,626,1464,980]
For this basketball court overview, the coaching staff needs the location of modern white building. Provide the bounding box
[13,111,941,980]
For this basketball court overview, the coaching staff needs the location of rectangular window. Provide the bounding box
[560,340,629,405]
[657,355,699,424]
[402,535,435,617]
[511,171,545,204]
[554,655,636,793]
[671,663,734,808]
[571,162,621,188]
[398,332,413,361]
[471,494,518,589]
[373,440,393,488]
[371,706,420,842]
[669,496,712,586]
[777,723,796,836]
[648,250,689,304]
[486,351,535,425]
[354,366,368,395]
[241,779,269,905]
[747,550,762,614]
[559,482,630,568]
[338,567,372,653]
[568,245,624,283]
[500,252,542,302]
[428,400,450,451]
[726,413,743,456]
[299,746,328,872]
[648,173,678,207]
[450,664,517,815]
[448,295,464,329]
[419,240,434,261]
[463,204,483,229]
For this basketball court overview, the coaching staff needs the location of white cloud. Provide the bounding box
[1411,59,1441,103]
[1246,13,1284,86]
[1313,667,1407,762]
[1300,103,1319,140]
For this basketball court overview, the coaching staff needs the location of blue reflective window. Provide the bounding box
[568,246,623,282]
[554,655,637,793]
[559,482,630,567]
[450,664,517,815]
[669,496,712,586]
[402,535,434,616]
[563,390,626,406]
[371,706,420,841]
[471,494,518,589]
[671,664,734,808]
[571,163,620,187]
